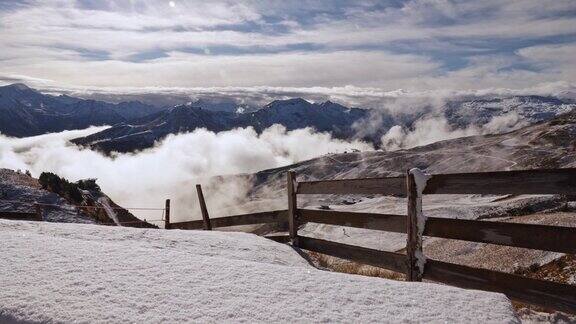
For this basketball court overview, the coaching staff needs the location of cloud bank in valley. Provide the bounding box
[0,126,372,222]
[380,112,529,150]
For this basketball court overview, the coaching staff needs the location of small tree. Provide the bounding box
[76,179,101,192]
[38,172,83,203]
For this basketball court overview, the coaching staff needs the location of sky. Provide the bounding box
[0,0,576,100]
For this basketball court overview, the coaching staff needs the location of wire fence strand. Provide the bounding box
[0,199,166,211]
[0,199,168,226]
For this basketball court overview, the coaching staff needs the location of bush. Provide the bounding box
[76,179,101,192]
[38,172,83,203]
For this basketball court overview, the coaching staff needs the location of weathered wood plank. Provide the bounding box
[425,217,576,254]
[297,176,406,196]
[164,199,171,229]
[170,219,205,230]
[298,236,407,274]
[287,170,299,245]
[170,210,288,230]
[35,204,43,221]
[424,259,576,314]
[265,234,290,243]
[196,184,212,230]
[0,211,39,221]
[298,209,406,233]
[299,209,576,253]
[425,168,576,195]
[406,171,423,281]
[211,210,289,228]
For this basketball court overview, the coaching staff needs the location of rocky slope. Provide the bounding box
[0,169,157,227]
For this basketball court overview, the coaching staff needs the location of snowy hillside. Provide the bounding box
[0,169,156,227]
[0,169,95,223]
[0,220,518,323]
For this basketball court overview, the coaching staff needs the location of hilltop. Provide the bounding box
[0,168,156,227]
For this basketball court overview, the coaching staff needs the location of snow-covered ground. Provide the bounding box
[0,220,519,323]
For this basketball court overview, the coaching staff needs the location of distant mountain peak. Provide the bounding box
[3,83,33,91]
[168,104,204,115]
[319,100,347,109]
[265,98,311,109]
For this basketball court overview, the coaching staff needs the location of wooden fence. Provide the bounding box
[167,168,576,314]
[0,201,163,227]
[0,203,43,221]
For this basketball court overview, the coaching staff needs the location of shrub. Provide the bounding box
[38,172,83,203]
[76,179,101,192]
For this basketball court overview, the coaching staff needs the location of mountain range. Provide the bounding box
[0,83,161,137]
[69,96,576,154]
[72,98,370,153]
[1,83,575,154]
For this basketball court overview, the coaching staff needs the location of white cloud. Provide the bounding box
[0,50,439,88]
[0,0,575,93]
[380,112,530,151]
[0,125,372,221]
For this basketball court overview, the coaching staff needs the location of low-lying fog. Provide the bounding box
[0,125,371,221]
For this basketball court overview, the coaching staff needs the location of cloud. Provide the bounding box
[0,50,439,88]
[0,125,372,222]
[0,0,575,92]
[380,112,530,150]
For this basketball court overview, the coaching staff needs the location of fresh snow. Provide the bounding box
[0,220,518,323]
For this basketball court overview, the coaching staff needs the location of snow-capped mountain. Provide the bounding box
[74,93,576,153]
[3,83,575,153]
[0,83,161,137]
[72,98,371,153]
[444,95,575,128]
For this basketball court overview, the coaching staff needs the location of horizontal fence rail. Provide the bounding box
[425,168,576,195]
[298,236,407,274]
[299,209,406,233]
[424,259,576,314]
[264,234,290,243]
[424,217,576,254]
[296,168,576,196]
[170,210,288,230]
[0,211,40,221]
[297,176,405,196]
[298,208,576,254]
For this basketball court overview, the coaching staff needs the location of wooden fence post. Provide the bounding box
[406,170,423,281]
[196,184,212,230]
[164,199,171,230]
[287,170,298,246]
[35,203,42,221]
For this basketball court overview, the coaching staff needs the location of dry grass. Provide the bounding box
[305,251,405,281]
